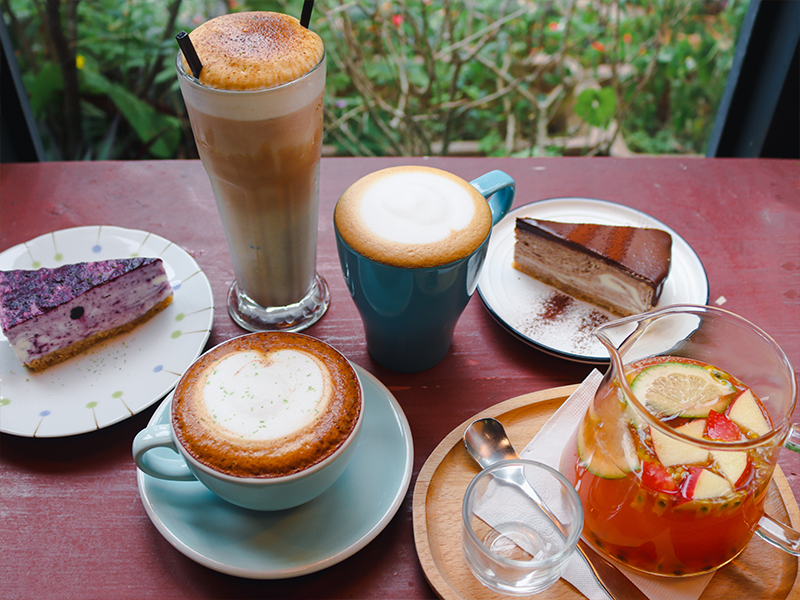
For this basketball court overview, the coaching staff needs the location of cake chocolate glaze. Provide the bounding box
[513,218,672,316]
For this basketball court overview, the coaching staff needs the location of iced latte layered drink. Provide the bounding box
[177,11,329,331]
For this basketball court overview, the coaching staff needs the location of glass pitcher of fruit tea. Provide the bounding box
[560,304,800,577]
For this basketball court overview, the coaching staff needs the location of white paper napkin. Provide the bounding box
[485,369,714,600]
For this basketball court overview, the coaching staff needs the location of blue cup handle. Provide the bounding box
[469,170,515,226]
[132,423,196,481]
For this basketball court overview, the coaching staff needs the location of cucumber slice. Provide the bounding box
[631,362,734,419]
[577,419,640,479]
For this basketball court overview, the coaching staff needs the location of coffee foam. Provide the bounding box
[172,333,362,478]
[201,349,330,441]
[185,12,323,90]
[177,11,325,121]
[334,166,493,268]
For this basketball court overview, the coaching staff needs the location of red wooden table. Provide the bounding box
[1,157,798,599]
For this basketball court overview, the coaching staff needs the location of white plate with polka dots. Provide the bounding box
[0,226,214,437]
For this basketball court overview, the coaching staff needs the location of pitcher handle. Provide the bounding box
[783,423,800,454]
[757,513,800,555]
[757,424,800,554]
[469,170,515,226]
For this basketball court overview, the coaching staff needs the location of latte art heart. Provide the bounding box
[172,332,362,478]
[203,350,330,441]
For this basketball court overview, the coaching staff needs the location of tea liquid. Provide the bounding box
[562,356,777,576]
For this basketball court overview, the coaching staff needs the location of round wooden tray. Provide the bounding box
[412,385,800,600]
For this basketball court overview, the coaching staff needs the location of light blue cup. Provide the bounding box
[132,333,364,511]
[132,407,362,511]
[334,169,515,372]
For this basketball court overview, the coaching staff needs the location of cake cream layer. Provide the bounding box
[0,258,173,369]
[172,333,362,478]
[513,218,672,316]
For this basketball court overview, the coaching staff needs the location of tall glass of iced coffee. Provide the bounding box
[176,11,329,332]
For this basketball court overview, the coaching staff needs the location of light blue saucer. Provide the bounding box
[136,365,413,579]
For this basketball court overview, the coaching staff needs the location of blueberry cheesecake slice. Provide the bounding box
[0,258,173,371]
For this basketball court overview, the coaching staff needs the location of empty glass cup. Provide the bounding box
[462,460,583,595]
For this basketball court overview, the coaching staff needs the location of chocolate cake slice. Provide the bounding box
[512,218,672,316]
[0,258,173,371]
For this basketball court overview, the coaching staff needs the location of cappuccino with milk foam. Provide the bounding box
[334,166,493,269]
[171,333,362,479]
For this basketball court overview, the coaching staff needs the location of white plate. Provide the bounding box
[0,226,214,437]
[136,365,414,579]
[477,198,709,363]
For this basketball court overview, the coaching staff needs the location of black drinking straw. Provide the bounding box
[300,1,315,29]
[176,30,203,78]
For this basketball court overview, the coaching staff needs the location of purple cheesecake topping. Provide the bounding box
[0,258,160,330]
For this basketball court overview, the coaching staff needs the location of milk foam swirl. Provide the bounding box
[359,172,477,244]
[202,350,329,441]
[334,166,493,269]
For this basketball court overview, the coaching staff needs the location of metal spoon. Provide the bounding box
[463,417,649,600]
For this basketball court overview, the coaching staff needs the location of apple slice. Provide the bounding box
[711,450,750,487]
[651,419,709,468]
[728,389,771,437]
[682,467,733,500]
[641,460,679,493]
[706,410,742,441]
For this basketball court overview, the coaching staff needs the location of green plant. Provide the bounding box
[2,0,747,160]
[314,0,747,157]
[5,0,186,160]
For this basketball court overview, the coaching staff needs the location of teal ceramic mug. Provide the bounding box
[334,166,515,372]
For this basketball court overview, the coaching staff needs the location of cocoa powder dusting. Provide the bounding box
[604,227,635,262]
[540,292,573,321]
[515,291,611,355]
[579,308,610,334]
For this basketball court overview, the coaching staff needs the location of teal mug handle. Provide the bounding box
[470,170,515,225]
[132,423,195,481]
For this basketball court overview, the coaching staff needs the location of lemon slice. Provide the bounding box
[630,362,734,419]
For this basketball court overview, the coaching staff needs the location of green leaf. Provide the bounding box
[574,87,616,128]
[24,62,63,116]
[79,68,180,158]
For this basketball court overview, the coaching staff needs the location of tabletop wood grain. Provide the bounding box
[1,157,798,599]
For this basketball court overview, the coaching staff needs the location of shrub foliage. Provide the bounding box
[3,0,746,160]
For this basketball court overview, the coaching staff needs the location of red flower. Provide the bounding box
[591,41,606,52]
[391,14,404,27]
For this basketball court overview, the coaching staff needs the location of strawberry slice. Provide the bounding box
[641,460,679,494]
[706,410,742,441]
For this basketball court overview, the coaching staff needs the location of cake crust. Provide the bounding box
[22,294,173,372]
